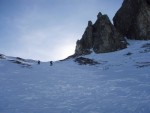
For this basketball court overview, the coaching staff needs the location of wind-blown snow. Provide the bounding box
[0,40,150,113]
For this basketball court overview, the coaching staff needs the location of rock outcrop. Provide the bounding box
[113,0,150,40]
[0,54,5,59]
[75,12,127,55]
[74,57,99,65]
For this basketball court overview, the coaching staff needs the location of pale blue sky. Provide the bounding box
[0,0,123,61]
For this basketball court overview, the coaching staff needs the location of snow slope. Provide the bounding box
[0,40,150,113]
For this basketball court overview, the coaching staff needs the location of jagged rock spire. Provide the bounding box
[75,20,93,55]
[75,12,127,55]
[97,12,102,19]
[88,21,92,26]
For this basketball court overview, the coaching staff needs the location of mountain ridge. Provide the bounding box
[73,0,150,57]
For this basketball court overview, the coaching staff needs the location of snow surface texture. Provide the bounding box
[0,40,150,113]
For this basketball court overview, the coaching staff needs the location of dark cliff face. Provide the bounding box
[113,0,150,40]
[75,12,127,55]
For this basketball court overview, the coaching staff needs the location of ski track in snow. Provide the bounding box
[0,40,150,113]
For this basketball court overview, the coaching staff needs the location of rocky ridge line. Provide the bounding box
[74,12,127,55]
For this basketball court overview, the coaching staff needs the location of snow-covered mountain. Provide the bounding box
[0,40,150,113]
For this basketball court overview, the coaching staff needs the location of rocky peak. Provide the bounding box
[88,21,92,26]
[97,12,102,19]
[113,0,150,40]
[75,12,127,56]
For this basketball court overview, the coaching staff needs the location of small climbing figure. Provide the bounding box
[38,60,40,64]
[50,61,53,66]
